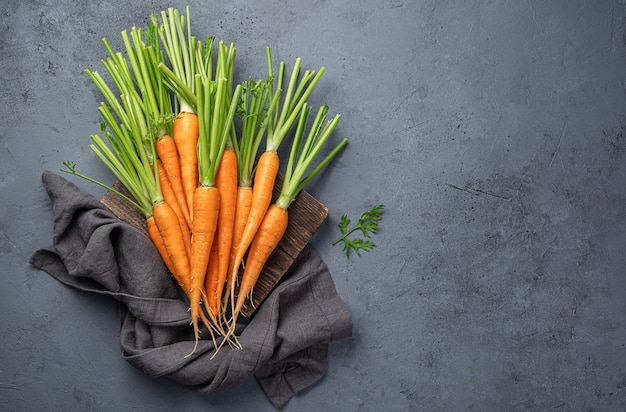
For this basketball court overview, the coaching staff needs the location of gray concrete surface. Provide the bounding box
[2,0,626,410]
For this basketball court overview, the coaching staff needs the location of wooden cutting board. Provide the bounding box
[101,174,328,318]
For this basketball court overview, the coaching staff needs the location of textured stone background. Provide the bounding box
[2,0,626,410]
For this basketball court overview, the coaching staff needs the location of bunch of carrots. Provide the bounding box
[63,7,347,356]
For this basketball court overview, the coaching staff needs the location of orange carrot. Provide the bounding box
[156,159,191,259]
[233,204,288,317]
[188,185,220,351]
[152,201,191,294]
[211,146,238,318]
[173,111,199,220]
[155,134,191,228]
[228,150,279,293]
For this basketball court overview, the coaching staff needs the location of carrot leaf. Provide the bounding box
[275,103,347,210]
[332,204,385,258]
[265,50,325,153]
[60,160,148,216]
[196,41,241,186]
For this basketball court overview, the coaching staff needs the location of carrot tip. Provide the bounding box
[184,337,200,359]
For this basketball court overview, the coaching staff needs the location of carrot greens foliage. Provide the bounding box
[332,204,385,258]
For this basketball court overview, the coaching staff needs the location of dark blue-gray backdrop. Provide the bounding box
[2,1,626,410]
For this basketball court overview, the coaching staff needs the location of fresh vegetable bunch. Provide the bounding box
[62,7,347,356]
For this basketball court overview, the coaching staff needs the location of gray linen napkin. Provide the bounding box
[29,171,352,408]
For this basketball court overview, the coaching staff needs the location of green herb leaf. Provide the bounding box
[332,204,384,258]
[337,214,350,234]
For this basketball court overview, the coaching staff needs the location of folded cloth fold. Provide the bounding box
[29,171,352,408]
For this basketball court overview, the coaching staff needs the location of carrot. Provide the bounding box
[188,185,220,349]
[155,134,191,228]
[210,145,237,319]
[156,159,191,259]
[152,200,191,293]
[173,111,199,220]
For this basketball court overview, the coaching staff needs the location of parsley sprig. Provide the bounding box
[332,204,384,258]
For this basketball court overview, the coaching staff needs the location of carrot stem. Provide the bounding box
[276,103,347,210]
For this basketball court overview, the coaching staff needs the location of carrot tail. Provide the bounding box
[202,240,232,344]
[188,186,220,354]
[232,204,288,331]
[199,308,235,354]
[228,150,279,310]
[173,111,199,221]
[156,135,192,229]
[156,159,192,259]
